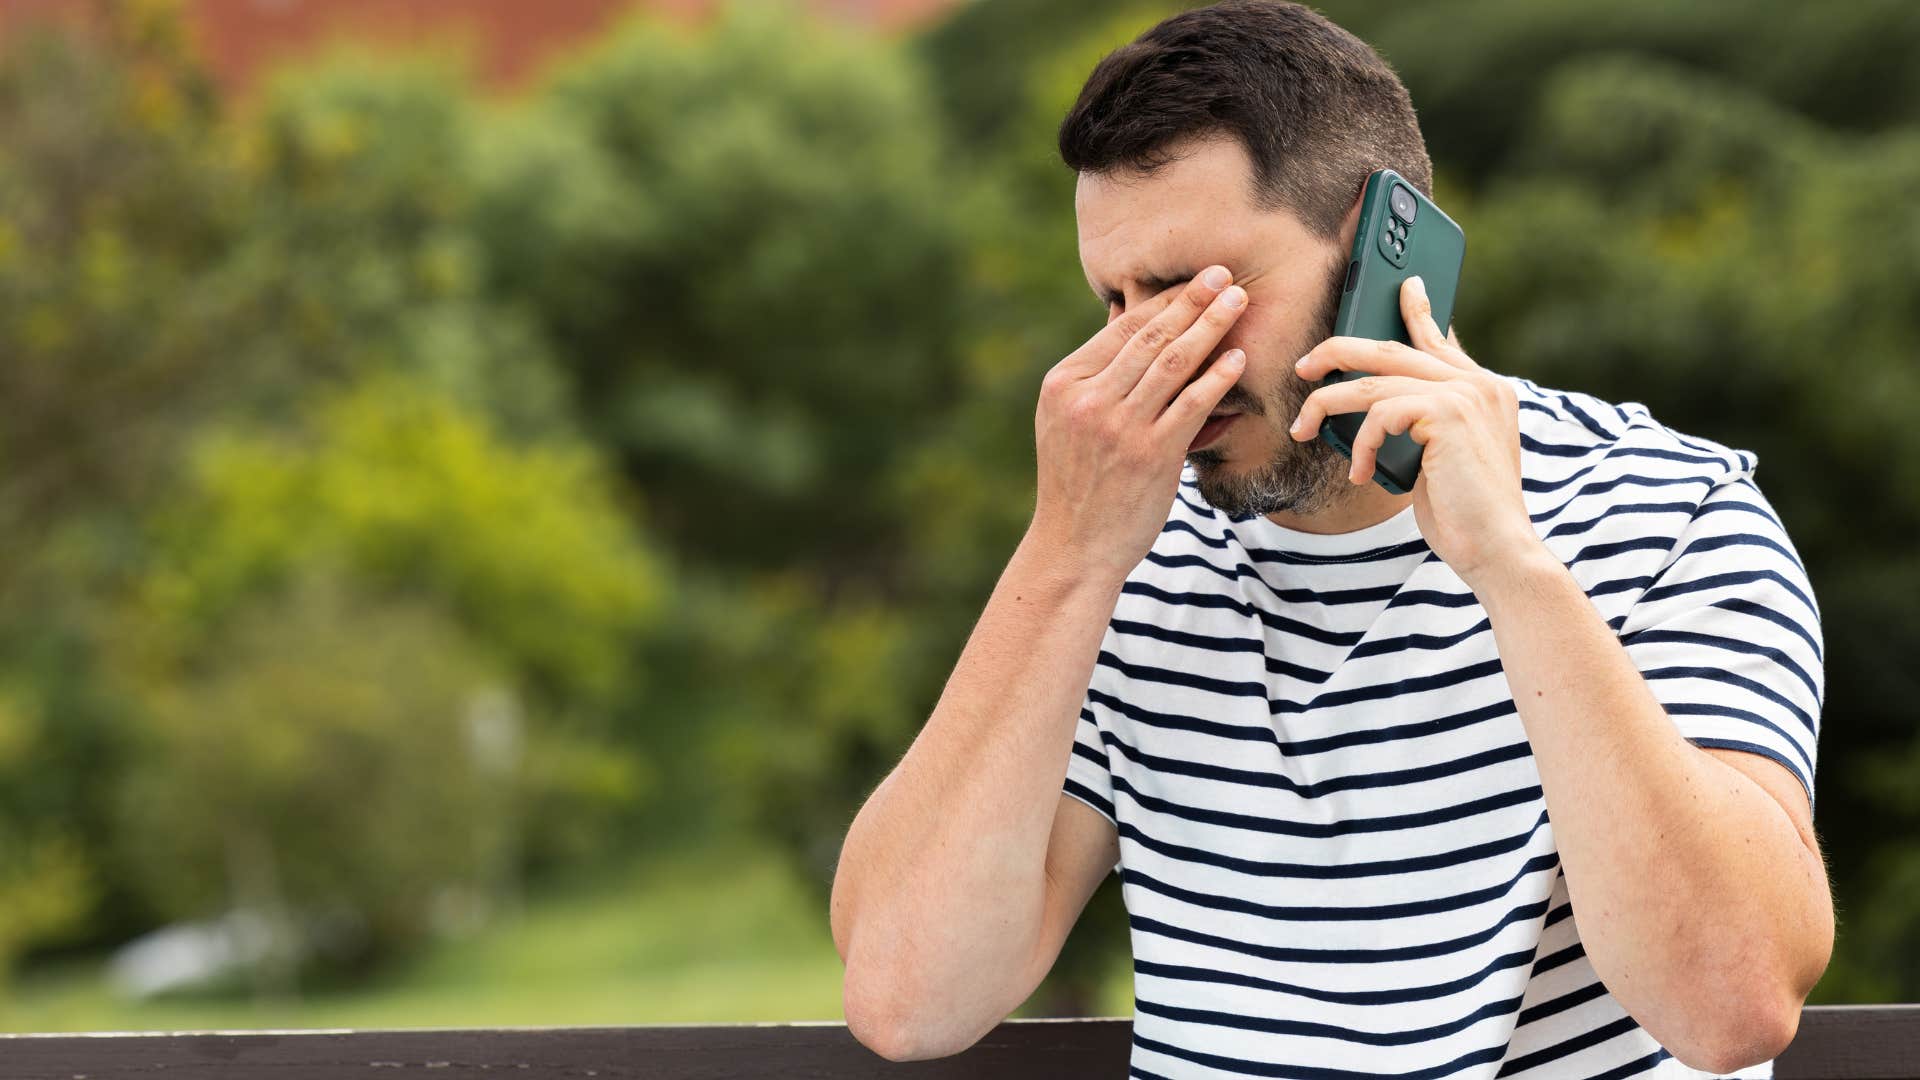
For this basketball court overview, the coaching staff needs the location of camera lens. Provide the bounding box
[1390,184,1417,223]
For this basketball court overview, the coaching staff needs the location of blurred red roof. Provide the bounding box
[0,0,964,95]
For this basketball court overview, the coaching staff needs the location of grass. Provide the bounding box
[0,836,847,1032]
[0,835,1136,1034]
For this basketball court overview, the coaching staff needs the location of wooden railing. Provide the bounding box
[3,1008,1916,1077]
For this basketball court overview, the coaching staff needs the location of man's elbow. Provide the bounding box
[1667,986,1804,1074]
[845,1003,927,1063]
[843,974,969,1063]
[843,941,1030,1064]
[1667,899,1831,1072]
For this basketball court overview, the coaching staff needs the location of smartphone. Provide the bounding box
[1316,167,1466,495]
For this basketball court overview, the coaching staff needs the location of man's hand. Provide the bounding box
[1033,264,1249,584]
[1289,275,1540,591]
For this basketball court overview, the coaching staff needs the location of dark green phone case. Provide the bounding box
[1319,168,1466,495]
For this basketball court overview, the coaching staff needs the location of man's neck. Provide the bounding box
[1265,484,1415,536]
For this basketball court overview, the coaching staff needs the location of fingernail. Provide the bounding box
[1295,354,1309,370]
[1409,274,1425,294]
[1221,286,1245,309]
[1202,266,1229,289]
[1222,348,1245,366]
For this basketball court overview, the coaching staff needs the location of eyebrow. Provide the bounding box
[1092,268,1199,306]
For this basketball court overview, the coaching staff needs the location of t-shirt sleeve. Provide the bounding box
[1617,474,1823,810]
[1061,682,1123,876]
[1062,687,1117,827]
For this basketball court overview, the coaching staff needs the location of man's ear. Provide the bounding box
[1336,178,1367,257]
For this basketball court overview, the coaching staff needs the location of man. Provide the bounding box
[829,2,1833,1076]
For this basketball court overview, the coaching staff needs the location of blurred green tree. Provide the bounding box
[112,571,511,992]
[1325,0,1920,186]
[122,374,665,839]
[474,0,971,577]
[0,2,247,982]
[106,374,668,987]
[231,53,572,439]
[0,3,662,991]
[466,0,996,932]
[0,679,95,989]
[0,3,238,536]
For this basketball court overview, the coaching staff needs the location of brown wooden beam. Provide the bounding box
[1,1007,1914,1078]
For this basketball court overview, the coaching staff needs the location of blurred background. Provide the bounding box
[0,0,1913,1033]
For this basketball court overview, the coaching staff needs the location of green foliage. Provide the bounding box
[0,4,668,986]
[703,573,938,876]
[114,375,666,920]
[1321,0,1920,185]
[0,678,95,987]
[0,4,248,982]
[0,6,239,534]
[477,0,973,572]
[228,54,572,437]
[128,376,664,701]
[111,573,512,981]
[917,0,1195,151]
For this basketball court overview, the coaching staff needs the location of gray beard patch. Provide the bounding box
[1188,416,1350,519]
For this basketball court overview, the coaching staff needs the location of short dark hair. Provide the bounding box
[1057,0,1431,241]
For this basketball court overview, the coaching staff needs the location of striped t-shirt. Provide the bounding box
[1061,373,1823,1079]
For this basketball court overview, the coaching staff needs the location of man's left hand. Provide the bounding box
[1289,275,1543,589]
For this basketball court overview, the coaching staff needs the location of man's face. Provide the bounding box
[1075,133,1353,519]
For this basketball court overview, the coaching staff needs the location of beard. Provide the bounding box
[1186,250,1355,520]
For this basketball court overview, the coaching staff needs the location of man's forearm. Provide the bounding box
[831,524,1125,1051]
[1471,544,1831,1070]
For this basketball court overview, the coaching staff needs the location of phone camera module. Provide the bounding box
[1389,184,1417,223]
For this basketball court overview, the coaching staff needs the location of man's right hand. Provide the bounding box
[1032,264,1249,583]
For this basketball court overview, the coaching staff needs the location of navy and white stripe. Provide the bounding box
[1062,374,1821,1079]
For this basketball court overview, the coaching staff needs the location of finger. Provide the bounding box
[1401,275,1478,371]
[1295,334,1457,384]
[1123,281,1248,416]
[1289,375,1462,443]
[1156,346,1247,438]
[1055,284,1187,381]
[1399,275,1447,355]
[1093,268,1234,398]
[1344,394,1441,485]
